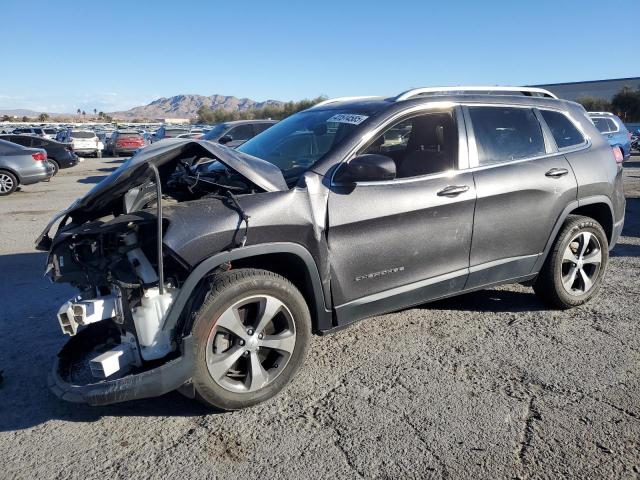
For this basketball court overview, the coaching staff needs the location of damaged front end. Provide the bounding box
[39,139,288,405]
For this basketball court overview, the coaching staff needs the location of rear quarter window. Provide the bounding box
[540,110,586,149]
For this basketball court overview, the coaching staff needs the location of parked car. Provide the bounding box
[201,119,278,147]
[106,130,147,156]
[58,130,103,157]
[12,127,46,137]
[42,128,59,140]
[588,112,631,161]
[0,135,78,175]
[38,86,625,410]
[152,126,189,142]
[0,139,54,195]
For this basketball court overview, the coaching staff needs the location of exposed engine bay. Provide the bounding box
[39,139,289,388]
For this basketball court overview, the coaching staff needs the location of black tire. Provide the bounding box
[0,170,18,196]
[49,160,59,176]
[533,215,609,309]
[191,268,311,410]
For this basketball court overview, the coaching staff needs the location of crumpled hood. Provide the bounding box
[35,139,287,249]
[86,138,287,202]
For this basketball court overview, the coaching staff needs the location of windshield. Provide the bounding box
[237,109,370,181]
[202,123,229,140]
[71,131,96,139]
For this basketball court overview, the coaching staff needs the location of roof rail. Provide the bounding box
[310,96,381,109]
[587,111,614,115]
[394,86,558,102]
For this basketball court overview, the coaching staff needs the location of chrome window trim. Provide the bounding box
[537,108,589,152]
[463,103,592,169]
[330,102,462,187]
[329,101,592,187]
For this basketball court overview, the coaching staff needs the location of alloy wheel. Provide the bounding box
[0,173,15,193]
[561,231,602,295]
[205,295,296,393]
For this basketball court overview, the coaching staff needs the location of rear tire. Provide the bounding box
[191,268,311,410]
[533,215,608,309]
[0,170,18,196]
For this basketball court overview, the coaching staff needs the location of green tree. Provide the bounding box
[1,114,10,122]
[21,116,29,122]
[611,86,640,122]
[38,113,50,122]
[196,96,327,124]
[576,96,611,113]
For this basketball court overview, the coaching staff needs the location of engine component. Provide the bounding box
[132,286,178,360]
[123,232,158,284]
[57,293,122,336]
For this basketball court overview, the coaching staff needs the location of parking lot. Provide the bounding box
[0,154,638,479]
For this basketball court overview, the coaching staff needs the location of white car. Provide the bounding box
[61,130,103,157]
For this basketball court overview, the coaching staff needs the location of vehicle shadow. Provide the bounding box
[97,167,118,173]
[427,288,547,313]
[0,252,220,433]
[77,175,108,184]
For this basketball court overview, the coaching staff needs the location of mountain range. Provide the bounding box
[109,94,284,120]
[0,94,284,120]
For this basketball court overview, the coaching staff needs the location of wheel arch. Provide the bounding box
[163,243,332,338]
[0,167,21,184]
[533,196,614,273]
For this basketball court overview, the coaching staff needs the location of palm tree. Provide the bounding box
[93,108,97,117]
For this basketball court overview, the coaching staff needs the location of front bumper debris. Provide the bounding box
[48,322,194,406]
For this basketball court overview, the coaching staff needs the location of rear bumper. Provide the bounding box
[58,153,79,169]
[21,165,54,185]
[74,148,99,155]
[49,322,194,406]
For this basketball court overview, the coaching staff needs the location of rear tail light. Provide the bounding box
[32,152,47,161]
[612,147,624,164]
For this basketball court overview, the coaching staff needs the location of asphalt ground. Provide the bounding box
[0,154,639,479]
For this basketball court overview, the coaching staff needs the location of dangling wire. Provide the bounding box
[224,191,250,247]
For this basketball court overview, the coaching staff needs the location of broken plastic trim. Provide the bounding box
[49,322,194,405]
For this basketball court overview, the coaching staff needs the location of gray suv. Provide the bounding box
[38,86,625,410]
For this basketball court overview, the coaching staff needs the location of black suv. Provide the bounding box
[38,86,625,410]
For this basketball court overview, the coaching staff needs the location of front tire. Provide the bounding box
[534,215,609,309]
[191,269,311,410]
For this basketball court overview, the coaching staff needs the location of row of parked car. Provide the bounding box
[0,119,281,196]
[0,108,633,197]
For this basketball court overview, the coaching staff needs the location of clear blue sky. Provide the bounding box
[0,0,637,113]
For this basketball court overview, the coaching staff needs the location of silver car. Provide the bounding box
[0,139,54,195]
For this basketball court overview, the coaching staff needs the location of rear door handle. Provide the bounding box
[437,185,469,196]
[545,168,569,178]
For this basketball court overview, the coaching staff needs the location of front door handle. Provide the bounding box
[437,185,469,197]
[545,168,569,178]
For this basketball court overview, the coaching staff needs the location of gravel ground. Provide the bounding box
[0,155,639,479]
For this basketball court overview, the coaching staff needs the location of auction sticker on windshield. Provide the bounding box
[326,113,369,125]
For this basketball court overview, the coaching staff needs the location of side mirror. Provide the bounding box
[334,154,396,184]
[219,134,233,145]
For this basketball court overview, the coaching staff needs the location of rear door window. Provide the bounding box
[540,110,586,149]
[468,106,546,165]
